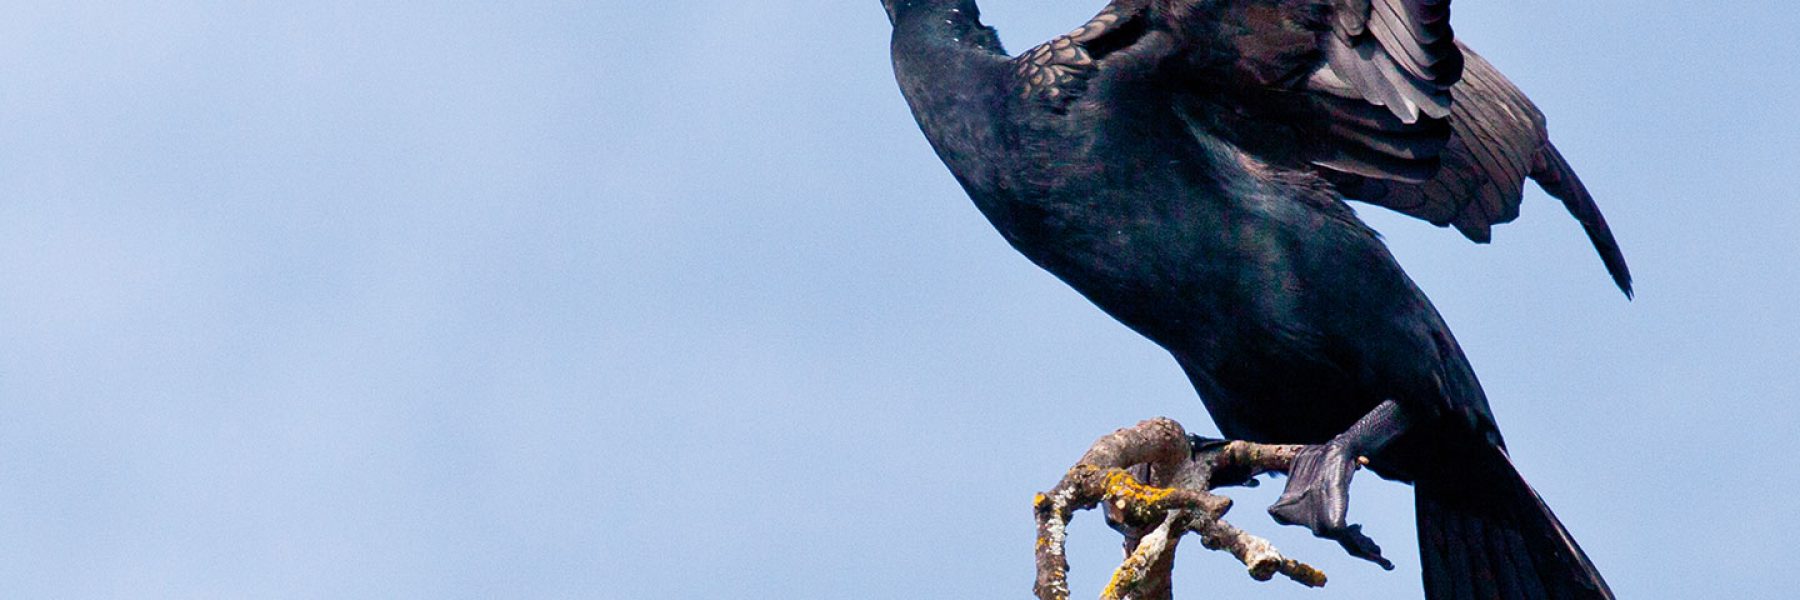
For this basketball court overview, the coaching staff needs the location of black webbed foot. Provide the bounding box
[1267,442,1394,570]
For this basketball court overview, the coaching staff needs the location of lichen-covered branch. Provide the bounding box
[1031,418,1326,600]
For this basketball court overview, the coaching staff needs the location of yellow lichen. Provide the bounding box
[1100,547,1150,600]
[1102,469,1175,507]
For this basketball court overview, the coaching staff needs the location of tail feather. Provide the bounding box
[1415,443,1613,599]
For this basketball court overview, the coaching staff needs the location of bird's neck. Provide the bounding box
[889,2,1006,133]
[888,0,1012,196]
[887,0,1004,56]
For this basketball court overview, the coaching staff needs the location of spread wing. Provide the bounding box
[1331,47,1632,295]
[1014,0,1631,294]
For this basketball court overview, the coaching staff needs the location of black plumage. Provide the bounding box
[883,1,1621,598]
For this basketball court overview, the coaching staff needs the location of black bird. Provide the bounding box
[883,1,1625,598]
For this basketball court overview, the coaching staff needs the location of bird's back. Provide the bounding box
[978,88,1490,450]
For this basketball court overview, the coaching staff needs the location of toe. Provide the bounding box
[1331,524,1394,570]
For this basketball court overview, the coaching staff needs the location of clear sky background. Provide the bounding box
[1,1,1795,598]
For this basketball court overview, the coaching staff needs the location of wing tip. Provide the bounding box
[1611,262,1635,300]
[1530,143,1634,299]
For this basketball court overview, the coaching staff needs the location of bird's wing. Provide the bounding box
[1014,0,1630,294]
[1155,0,1463,182]
[1331,47,1632,294]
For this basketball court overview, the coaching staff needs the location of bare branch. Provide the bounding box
[1032,418,1328,600]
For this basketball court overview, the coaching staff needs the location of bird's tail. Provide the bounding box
[1413,441,1613,599]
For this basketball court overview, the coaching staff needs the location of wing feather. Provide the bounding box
[1337,47,1632,293]
[1061,0,1630,293]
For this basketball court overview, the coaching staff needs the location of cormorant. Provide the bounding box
[882,1,1625,598]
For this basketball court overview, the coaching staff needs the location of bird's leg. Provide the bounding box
[1267,400,1414,570]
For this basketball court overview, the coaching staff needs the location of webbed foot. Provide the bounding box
[1267,442,1394,570]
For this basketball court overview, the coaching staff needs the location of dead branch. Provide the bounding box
[1032,418,1328,600]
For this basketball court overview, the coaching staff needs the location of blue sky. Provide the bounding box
[1,1,1796,598]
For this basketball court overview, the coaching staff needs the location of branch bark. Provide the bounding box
[1032,418,1329,600]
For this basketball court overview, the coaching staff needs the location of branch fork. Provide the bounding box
[1032,418,1330,600]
